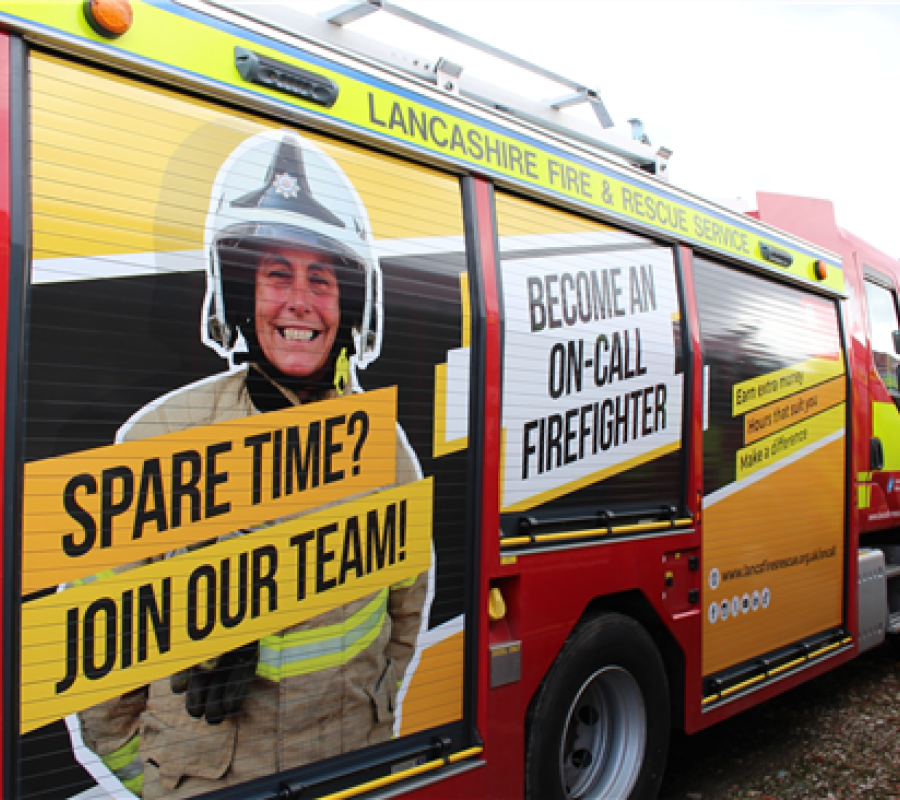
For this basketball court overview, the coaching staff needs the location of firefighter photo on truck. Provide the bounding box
[18,56,472,798]
[64,129,429,798]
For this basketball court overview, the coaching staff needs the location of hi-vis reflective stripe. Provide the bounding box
[258,589,388,681]
[102,735,144,796]
[858,471,874,510]
[0,4,843,293]
[71,569,116,587]
[872,400,900,471]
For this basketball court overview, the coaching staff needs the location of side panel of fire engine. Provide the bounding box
[17,52,477,800]
[749,193,886,537]
[484,188,692,800]
[492,191,689,530]
[694,254,847,685]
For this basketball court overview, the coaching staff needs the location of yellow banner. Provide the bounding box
[21,478,433,734]
[732,357,845,417]
[735,404,845,481]
[702,438,844,676]
[744,376,845,445]
[23,388,397,595]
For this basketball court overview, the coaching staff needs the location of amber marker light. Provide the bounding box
[83,0,133,38]
[813,260,828,281]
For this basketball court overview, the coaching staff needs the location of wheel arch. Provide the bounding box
[527,590,686,734]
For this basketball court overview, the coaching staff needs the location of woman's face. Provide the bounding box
[255,244,341,379]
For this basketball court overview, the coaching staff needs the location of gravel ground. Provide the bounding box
[658,642,900,799]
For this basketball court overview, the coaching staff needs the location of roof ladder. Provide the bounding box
[210,0,672,178]
[324,0,614,128]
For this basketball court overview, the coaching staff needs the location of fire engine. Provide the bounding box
[0,2,896,800]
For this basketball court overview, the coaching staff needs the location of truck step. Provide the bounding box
[885,564,900,580]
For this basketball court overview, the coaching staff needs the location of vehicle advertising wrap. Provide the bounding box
[494,193,686,526]
[21,53,471,800]
[694,255,846,678]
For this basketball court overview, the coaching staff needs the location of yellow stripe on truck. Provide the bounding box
[873,400,900,471]
[0,2,844,293]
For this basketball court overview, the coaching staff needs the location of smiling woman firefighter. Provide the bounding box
[74,130,428,799]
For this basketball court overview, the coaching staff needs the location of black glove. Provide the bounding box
[170,642,259,725]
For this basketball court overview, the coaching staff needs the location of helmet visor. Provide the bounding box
[216,221,366,271]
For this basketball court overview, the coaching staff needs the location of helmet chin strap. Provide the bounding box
[250,361,336,407]
[236,316,353,404]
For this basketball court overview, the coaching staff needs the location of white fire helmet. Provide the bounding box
[202,128,381,378]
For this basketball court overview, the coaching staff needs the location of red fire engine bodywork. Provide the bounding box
[411,189,889,799]
[0,6,895,797]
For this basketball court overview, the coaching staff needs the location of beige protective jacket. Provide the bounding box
[78,366,427,799]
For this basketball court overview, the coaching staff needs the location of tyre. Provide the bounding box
[525,613,670,800]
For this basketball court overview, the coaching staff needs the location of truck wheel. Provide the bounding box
[525,613,670,800]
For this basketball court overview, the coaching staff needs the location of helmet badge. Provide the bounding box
[272,172,300,199]
[230,134,345,227]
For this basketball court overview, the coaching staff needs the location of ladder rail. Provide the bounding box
[324,0,614,128]
[203,0,666,174]
[327,0,586,94]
